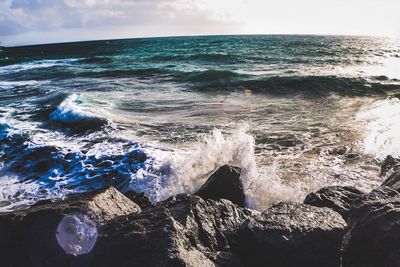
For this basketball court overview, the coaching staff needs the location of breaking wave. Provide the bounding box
[50,94,108,133]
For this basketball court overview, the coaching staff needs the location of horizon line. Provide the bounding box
[2,32,389,49]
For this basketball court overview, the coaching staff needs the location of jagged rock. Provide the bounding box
[124,190,152,209]
[91,206,216,267]
[381,169,400,192]
[195,165,245,207]
[342,187,400,267]
[380,155,400,176]
[0,190,252,267]
[161,194,254,253]
[92,195,252,267]
[304,186,364,220]
[234,202,346,267]
[380,156,400,192]
[0,187,141,267]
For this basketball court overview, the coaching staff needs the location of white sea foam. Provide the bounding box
[0,80,43,89]
[0,176,42,212]
[0,59,81,74]
[356,97,400,159]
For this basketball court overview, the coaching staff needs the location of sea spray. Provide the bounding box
[357,97,400,159]
[144,126,309,210]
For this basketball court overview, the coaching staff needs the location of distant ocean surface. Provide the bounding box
[1,35,400,211]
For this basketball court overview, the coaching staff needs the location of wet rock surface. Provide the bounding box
[124,190,153,209]
[380,155,400,176]
[304,186,364,220]
[195,164,245,207]
[381,169,400,192]
[234,202,346,267]
[342,187,400,267]
[92,194,251,267]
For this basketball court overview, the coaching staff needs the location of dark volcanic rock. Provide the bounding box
[124,190,153,209]
[161,194,254,253]
[234,202,346,267]
[195,165,245,207]
[304,186,364,220]
[342,187,400,267]
[0,190,251,267]
[381,169,400,192]
[31,186,141,224]
[380,156,400,192]
[92,194,252,267]
[0,187,141,267]
[380,155,400,176]
[92,206,216,267]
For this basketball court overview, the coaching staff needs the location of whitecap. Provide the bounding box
[0,58,81,74]
[50,94,106,128]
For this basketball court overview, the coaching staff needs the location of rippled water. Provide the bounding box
[1,35,400,211]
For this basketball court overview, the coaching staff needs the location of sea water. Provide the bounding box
[1,35,400,211]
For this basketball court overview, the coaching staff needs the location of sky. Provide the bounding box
[1,0,400,46]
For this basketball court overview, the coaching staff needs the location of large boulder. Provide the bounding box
[304,186,364,220]
[91,206,216,267]
[195,165,245,207]
[0,187,141,267]
[234,202,346,267]
[342,187,400,267]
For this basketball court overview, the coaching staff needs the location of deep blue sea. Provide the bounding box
[1,35,400,211]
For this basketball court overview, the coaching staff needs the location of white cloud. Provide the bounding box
[0,0,399,46]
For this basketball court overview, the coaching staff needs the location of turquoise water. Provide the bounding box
[1,35,400,211]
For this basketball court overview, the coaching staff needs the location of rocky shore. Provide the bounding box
[1,160,400,267]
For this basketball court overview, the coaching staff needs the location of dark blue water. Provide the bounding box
[1,35,400,211]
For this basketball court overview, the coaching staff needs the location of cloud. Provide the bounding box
[0,0,231,36]
[0,0,399,46]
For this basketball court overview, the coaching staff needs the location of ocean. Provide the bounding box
[1,35,400,212]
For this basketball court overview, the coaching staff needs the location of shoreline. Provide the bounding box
[1,157,399,266]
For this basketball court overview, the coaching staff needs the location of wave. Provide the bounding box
[240,75,397,96]
[0,58,80,74]
[0,80,42,89]
[129,126,313,209]
[83,68,172,79]
[0,122,311,211]
[179,69,246,84]
[0,119,384,212]
[0,123,154,211]
[146,53,238,63]
[79,56,113,64]
[356,97,400,159]
[0,80,48,101]
[49,94,108,134]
